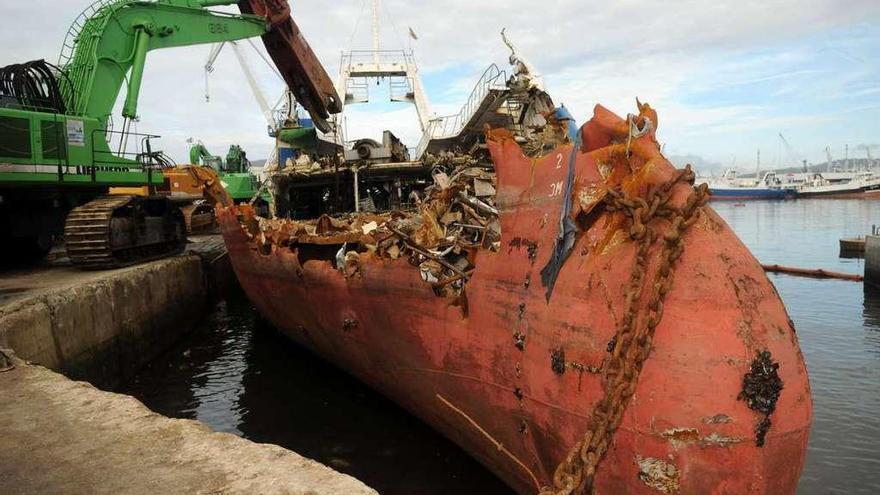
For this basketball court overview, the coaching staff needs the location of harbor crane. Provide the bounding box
[779,133,807,172]
[861,144,876,170]
[204,39,287,136]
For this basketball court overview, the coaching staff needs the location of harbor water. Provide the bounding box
[714,199,880,495]
[121,198,880,494]
[121,295,511,495]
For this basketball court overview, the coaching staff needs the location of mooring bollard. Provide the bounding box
[866,235,880,289]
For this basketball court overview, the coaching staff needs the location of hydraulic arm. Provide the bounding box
[60,0,339,134]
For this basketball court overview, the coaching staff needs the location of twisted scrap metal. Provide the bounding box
[539,164,709,495]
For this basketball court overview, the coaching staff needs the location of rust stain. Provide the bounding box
[660,426,743,449]
[635,456,680,494]
[702,414,733,424]
[661,427,701,443]
[600,229,627,256]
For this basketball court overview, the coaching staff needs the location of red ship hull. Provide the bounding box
[216,106,811,494]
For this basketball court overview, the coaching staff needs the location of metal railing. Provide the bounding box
[57,0,122,68]
[415,64,508,159]
[88,128,173,182]
[344,78,370,103]
[340,49,418,71]
[389,76,413,101]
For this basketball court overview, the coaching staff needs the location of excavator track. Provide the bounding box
[64,195,187,270]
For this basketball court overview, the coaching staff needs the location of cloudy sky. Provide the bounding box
[2,0,879,171]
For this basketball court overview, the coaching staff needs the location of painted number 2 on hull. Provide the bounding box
[549,153,564,197]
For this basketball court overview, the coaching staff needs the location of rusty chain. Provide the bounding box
[539,165,709,495]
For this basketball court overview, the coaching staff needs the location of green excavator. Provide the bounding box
[188,141,270,213]
[0,0,339,267]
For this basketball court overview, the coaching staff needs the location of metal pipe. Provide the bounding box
[762,264,863,282]
[371,0,380,65]
[353,164,360,213]
[119,117,131,155]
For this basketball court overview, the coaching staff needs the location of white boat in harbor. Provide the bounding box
[795,171,880,198]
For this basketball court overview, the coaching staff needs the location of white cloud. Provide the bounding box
[0,0,878,166]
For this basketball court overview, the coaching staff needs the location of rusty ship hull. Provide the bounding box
[216,105,812,494]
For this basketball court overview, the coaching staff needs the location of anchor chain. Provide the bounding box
[540,165,709,495]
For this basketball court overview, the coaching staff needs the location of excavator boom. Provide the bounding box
[57,0,338,137]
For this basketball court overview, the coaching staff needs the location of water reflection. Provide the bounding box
[864,286,880,358]
[121,295,510,495]
[123,301,251,435]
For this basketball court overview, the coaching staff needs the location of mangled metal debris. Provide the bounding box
[246,158,501,298]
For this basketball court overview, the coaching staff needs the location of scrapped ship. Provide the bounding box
[210,33,812,495]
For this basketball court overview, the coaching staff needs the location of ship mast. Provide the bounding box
[335,0,433,132]
[756,148,761,181]
[371,0,380,64]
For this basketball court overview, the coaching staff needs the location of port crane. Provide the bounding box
[0,0,339,266]
[204,39,284,136]
[861,144,876,170]
[779,133,807,173]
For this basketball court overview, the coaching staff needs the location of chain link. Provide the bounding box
[540,164,709,495]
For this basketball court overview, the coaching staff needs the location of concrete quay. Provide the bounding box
[0,353,377,495]
[0,254,207,389]
[0,238,378,495]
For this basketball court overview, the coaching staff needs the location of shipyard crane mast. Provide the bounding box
[861,144,876,170]
[825,146,833,172]
[204,40,284,135]
[779,133,807,173]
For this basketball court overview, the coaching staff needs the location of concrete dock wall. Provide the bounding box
[0,355,378,495]
[0,244,379,494]
[0,255,207,389]
[867,236,880,289]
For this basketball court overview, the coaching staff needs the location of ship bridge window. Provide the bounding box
[0,116,32,159]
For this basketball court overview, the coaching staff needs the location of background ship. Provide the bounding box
[705,169,797,199]
[794,170,880,198]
